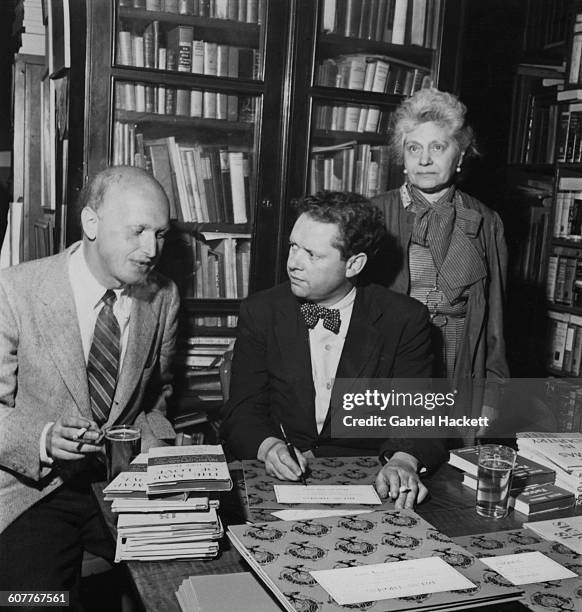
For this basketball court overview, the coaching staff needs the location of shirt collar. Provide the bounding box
[69,242,128,308]
[324,286,357,312]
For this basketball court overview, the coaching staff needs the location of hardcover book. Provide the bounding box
[461,475,575,515]
[448,446,556,487]
[227,509,523,611]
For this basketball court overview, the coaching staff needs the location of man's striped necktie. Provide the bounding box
[87,290,120,425]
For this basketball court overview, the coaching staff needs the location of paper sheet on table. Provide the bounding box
[271,508,374,520]
[481,551,577,585]
[310,557,475,606]
[273,484,381,505]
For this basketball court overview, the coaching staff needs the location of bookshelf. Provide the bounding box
[281,0,465,264]
[542,2,582,385]
[58,0,465,430]
[504,0,570,377]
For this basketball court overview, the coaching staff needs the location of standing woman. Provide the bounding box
[372,88,508,440]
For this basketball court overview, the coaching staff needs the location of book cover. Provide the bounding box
[146,444,232,493]
[228,509,523,612]
[454,528,582,610]
[524,516,582,554]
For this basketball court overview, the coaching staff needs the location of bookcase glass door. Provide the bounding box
[110,0,267,329]
[305,0,440,198]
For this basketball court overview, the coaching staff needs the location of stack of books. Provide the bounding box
[116,508,223,561]
[104,445,231,560]
[176,572,279,612]
[517,432,582,503]
[449,446,575,516]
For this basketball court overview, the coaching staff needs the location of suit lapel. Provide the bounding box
[321,287,384,436]
[335,288,383,380]
[109,287,158,424]
[273,290,315,427]
[37,253,92,418]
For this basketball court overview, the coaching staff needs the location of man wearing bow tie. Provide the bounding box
[221,191,446,508]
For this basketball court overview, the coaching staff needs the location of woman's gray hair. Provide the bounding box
[389,88,477,163]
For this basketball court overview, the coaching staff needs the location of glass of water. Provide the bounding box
[476,444,517,519]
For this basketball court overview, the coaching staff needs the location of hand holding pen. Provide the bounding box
[279,424,308,485]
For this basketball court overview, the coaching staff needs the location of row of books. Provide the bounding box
[115,132,252,224]
[546,311,582,375]
[517,432,582,502]
[320,0,438,49]
[546,379,582,433]
[173,337,233,413]
[556,103,582,163]
[316,54,431,95]
[448,445,575,516]
[115,80,257,122]
[104,446,230,560]
[116,26,259,78]
[523,0,568,52]
[567,12,582,85]
[121,0,263,23]
[507,70,563,165]
[551,184,582,240]
[167,233,250,302]
[546,247,582,306]
[314,104,392,134]
[309,141,390,197]
[515,206,550,286]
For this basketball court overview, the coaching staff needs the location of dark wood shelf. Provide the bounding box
[172,221,251,233]
[118,6,260,46]
[317,33,434,68]
[506,163,554,173]
[112,66,264,92]
[546,366,574,377]
[551,238,582,248]
[311,129,389,144]
[311,85,403,106]
[114,109,255,136]
[556,162,582,172]
[182,298,241,312]
[546,301,582,314]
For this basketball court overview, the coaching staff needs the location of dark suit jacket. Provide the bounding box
[220,282,447,470]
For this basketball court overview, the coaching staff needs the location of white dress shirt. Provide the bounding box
[68,242,132,365]
[309,287,356,433]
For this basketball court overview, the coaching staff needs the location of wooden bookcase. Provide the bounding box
[57,0,465,429]
[507,0,582,431]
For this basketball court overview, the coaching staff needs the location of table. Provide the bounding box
[92,463,582,612]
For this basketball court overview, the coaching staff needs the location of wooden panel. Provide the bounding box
[12,54,46,262]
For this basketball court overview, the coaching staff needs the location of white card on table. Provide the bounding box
[310,557,475,605]
[481,551,577,585]
[273,484,381,505]
[271,509,374,520]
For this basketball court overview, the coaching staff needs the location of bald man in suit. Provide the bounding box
[0,166,178,608]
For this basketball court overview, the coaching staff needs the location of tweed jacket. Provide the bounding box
[0,244,179,533]
[372,188,509,420]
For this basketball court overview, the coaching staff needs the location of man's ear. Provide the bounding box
[345,252,367,278]
[81,207,98,240]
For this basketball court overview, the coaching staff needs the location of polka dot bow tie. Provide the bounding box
[299,302,341,334]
